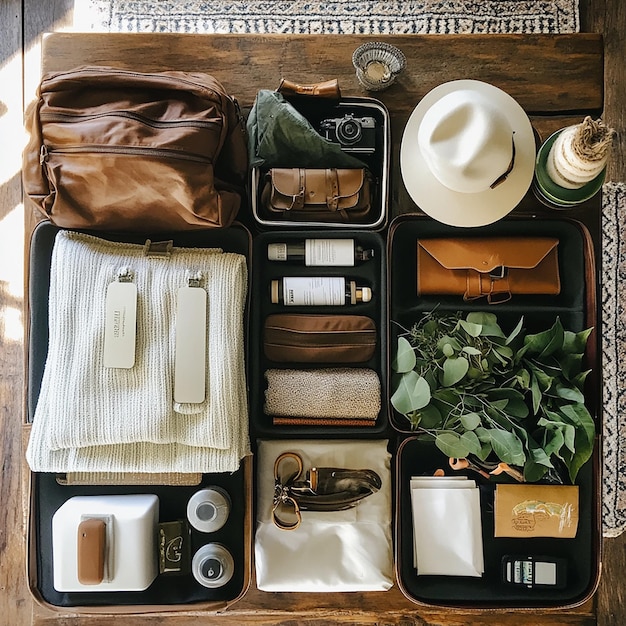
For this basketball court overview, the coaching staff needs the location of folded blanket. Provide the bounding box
[26,231,250,473]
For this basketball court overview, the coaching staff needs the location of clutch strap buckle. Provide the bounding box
[272,452,304,530]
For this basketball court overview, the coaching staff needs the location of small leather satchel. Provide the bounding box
[261,167,372,222]
[263,314,377,363]
[417,237,561,303]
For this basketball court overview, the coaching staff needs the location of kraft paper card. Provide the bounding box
[494,484,579,538]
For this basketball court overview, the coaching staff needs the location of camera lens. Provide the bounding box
[337,117,362,145]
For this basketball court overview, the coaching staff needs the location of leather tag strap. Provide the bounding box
[288,169,305,210]
[325,168,339,210]
[464,269,511,303]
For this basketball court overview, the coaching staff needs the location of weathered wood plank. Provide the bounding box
[39,33,603,116]
[0,1,30,625]
[580,0,625,182]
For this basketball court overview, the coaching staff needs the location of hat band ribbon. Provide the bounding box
[489,134,516,189]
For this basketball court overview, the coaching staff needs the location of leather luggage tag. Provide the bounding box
[174,282,207,404]
[103,279,137,368]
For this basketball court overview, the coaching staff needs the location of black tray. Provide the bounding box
[27,221,252,608]
[249,229,388,438]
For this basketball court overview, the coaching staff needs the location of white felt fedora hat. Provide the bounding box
[400,80,535,227]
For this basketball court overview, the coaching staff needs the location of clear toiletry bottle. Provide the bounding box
[270,276,372,306]
[267,239,374,266]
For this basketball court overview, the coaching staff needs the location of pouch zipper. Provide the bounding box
[40,143,212,165]
[265,327,375,348]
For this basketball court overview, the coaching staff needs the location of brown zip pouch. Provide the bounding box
[263,314,376,363]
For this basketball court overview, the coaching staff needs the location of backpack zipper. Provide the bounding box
[42,67,228,101]
[40,144,212,164]
[40,110,219,130]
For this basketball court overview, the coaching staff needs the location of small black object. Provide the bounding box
[502,555,567,589]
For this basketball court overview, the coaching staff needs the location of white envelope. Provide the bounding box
[411,482,484,577]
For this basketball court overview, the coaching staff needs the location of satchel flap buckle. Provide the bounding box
[489,265,508,280]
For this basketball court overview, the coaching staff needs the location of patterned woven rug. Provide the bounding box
[74,1,580,34]
[600,182,626,537]
[72,0,626,538]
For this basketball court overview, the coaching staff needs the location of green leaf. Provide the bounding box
[438,335,462,355]
[505,399,530,418]
[391,370,431,414]
[423,320,439,336]
[505,316,525,345]
[572,369,592,389]
[435,432,471,458]
[475,426,491,442]
[462,346,482,356]
[466,311,497,324]
[488,388,525,401]
[460,412,482,431]
[475,440,494,461]
[466,312,504,337]
[558,353,584,380]
[560,403,596,482]
[555,383,585,404]
[459,320,483,337]
[543,428,565,458]
[442,356,469,386]
[523,458,549,482]
[562,327,593,354]
[419,403,444,429]
[393,336,416,373]
[488,429,526,466]
[524,319,561,356]
[563,423,576,453]
[529,444,554,468]
[530,374,542,414]
[460,431,483,456]
[561,403,596,446]
[516,368,531,389]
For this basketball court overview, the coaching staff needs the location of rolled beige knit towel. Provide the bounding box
[264,368,381,420]
[546,116,615,189]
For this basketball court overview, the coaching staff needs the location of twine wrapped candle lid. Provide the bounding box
[546,116,615,189]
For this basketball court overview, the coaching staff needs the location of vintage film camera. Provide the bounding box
[319,113,376,154]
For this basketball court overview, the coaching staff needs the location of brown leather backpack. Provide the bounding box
[23,66,248,232]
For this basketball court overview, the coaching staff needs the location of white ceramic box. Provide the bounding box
[52,494,159,592]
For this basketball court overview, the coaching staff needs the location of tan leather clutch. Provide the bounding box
[417,237,561,303]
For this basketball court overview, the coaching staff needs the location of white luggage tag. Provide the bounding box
[103,270,137,369]
[174,273,207,404]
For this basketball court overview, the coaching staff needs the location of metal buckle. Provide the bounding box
[272,452,304,530]
[489,265,508,280]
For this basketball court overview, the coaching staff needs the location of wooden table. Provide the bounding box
[25,32,604,625]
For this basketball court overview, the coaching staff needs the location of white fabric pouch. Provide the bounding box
[255,439,393,592]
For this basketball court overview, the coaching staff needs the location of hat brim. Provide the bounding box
[400,80,536,227]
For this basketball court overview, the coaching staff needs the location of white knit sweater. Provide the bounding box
[26,231,250,473]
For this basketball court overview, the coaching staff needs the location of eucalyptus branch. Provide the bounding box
[390,311,594,483]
